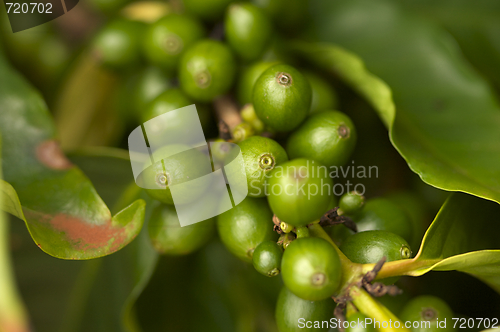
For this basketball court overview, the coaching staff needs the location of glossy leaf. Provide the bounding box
[307,0,500,205]
[0,179,24,221]
[399,0,500,90]
[408,194,500,293]
[370,193,500,293]
[0,46,145,260]
[0,137,30,332]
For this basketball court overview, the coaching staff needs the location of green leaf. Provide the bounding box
[306,0,500,205]
[0,47,145,260]
[399,0,500,90]
[407,194,500,295]
[0,179,24,220]
[290,42,394,128]
[369,193,500,293]
[0,136,30,332]
[67,147,139,212]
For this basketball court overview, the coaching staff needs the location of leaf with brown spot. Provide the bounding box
[0,45,145,260]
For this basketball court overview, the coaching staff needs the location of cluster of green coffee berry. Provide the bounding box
[88,0,457,330]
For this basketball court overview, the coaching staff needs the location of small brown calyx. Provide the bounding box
[338,124,350,139]
[422,308,437,321]
[36,140,73,170]
[155,172,171,189]
[311,272,326,286]
[259,153,275,170]
[164,34,183,54]
[276,72,292,87]
[195,70,212,88]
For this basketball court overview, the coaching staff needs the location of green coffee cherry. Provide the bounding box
[295,227,310,238]
[303,71,338,114]
[339,191,365,215]
[327,225,354,247]
[238,136,288,198]
[326,194,339,212]
[377,291,411,316]
[141,88,193,123]
[216,196,276,263]
[91,19,146,70]
[231,122,254,143]
[140,88,215,138]
[252,240,283,277]
[340,230,412,284]
[340,230,412,263]
[267,159,333,227]
[346,312,375,332]
[237,61,278,105]
[142,144,211,205]
[253,64,311,132]
[183,0,235,21]
[142,14,205,74]
[148,203,215,255]
[210,138,232,165]
[240,104,265,133]
[353,198,413,245]
[286,110,357,168]
[179,40,237,102]
[252,0,309,34]
[131,66,172,115]
[240,103,258,123]
[387,191,427,251]
[276,286,335,332]
[34,36,70,85]
[281,237,342,301]
[400,296,454,332]
[224,3,273,62]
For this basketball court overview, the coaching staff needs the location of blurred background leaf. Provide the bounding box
[399,0,500,91]
[307,0,500,206]
[136,240,280,332]
[54,54,123,151]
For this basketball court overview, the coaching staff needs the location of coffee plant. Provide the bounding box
[1,0,500,332]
